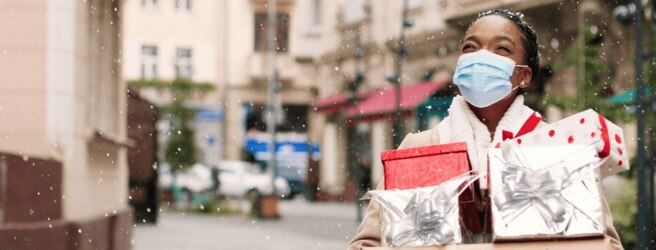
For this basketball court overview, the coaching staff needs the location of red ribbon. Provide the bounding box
[501,112,611,158]
[598,113,611,158]
[502,112,543,141]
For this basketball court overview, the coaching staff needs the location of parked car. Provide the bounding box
[173,163,214,194]
[217,160,290,199]
[164,161,290,200]
[160,163,215,209]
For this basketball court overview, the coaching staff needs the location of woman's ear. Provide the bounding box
[520,67,533,88]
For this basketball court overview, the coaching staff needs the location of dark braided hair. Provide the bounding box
[468,9,540,82]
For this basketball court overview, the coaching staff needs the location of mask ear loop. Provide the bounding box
[510,81,524,91]
[504,79,523,101]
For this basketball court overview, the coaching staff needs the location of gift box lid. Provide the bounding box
[381,142,470,190]
[500,109,629,178]
[362,236,613,250]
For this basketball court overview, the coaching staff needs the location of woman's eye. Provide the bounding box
[462,44,474,51]
[496,46,510,52]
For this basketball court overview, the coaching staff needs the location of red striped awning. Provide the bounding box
[346,81,448,120]
[313,91,370,114]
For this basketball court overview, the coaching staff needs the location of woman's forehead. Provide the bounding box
[466,15,522,41]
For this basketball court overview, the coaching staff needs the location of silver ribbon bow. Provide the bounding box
[365,172,479,247]
[387,189,458,246]
[493,144,603,233]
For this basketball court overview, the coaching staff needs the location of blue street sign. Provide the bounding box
[196,109,224,121]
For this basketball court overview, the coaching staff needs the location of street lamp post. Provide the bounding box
[388,0,413,149]
[351,33,365,222]
[266,0,279,200]
[633,2,653,249]
[221,0,230,163]
[647,0,655,238]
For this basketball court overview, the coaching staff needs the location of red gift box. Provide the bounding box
[381,142,470,190]
[380,142,490,234]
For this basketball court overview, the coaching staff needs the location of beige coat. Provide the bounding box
[347,96,624,250]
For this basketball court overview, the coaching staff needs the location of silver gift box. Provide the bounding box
[489,144,606,241]
[364,173,478,247]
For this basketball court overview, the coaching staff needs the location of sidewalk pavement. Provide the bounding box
[133,198,363,250]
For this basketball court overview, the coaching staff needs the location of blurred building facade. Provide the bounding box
[122,0,639,201]
[122,0,324,197]
[0,0,131,249]
[312,0,458,197]
[122,0,225,168]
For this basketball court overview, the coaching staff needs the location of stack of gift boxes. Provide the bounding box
[364,109,629,249]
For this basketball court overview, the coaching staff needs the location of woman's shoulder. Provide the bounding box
[398,125,442,149]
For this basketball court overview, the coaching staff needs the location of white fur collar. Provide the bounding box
[437,95,538,188]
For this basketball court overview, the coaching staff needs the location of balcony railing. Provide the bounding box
[248,53,298,81]
[444,0,558,22]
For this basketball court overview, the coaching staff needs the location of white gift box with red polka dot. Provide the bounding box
[484,109,627,241]
[500,109,630,178]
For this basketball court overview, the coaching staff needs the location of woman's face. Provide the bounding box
[460,15,532,89]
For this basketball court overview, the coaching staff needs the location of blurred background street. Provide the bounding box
[133,198,357,250]
[0,0,655,249]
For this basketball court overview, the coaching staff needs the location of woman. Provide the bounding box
[348,9,623,250]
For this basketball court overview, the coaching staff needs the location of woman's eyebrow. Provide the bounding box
[495,35,517,47]
[462,35,479,44]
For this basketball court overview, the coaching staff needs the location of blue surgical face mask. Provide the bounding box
[452,50,527,108]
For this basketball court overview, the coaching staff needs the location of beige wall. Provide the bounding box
[61,0,129,221]
[0,0,51,160]
[0,0,129,221]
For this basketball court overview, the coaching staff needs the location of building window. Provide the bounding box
[307,0,322,34]
[344,0,365,23]
[176,0,191,11]
[311,0,321,26]
[141,45,158,79]
[175,48,193,79]
[408,0,423,9]
[143,0,157,10]
[254,13,290,52]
